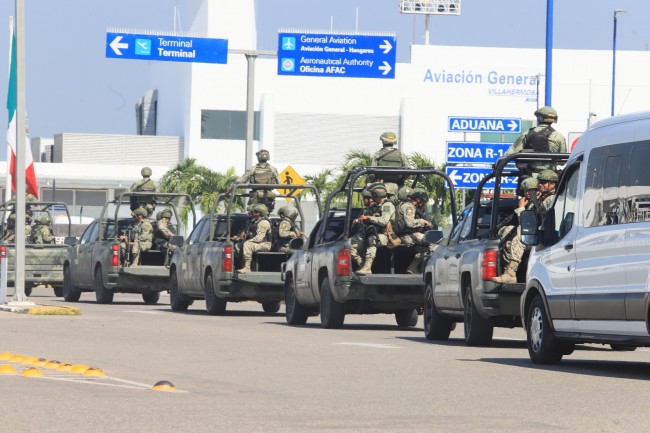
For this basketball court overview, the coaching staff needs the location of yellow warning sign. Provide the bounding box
[277,165,306,199]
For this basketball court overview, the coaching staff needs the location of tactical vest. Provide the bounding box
[133,178,157,192]
[523,126,554,152]
[255,218,273,243]
[375,148,406,167]
[252,164,276,184]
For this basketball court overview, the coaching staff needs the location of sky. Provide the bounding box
[0,0,648,160]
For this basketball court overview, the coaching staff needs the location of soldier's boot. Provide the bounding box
[237,258,252,274]
[355,246,376,275]
[406,252,422,274]
[350,246,363,268]
[491,261,519,284]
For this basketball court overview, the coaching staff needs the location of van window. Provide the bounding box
[552,164,580,241]
[584,143,629,228]
[627,141,650,223]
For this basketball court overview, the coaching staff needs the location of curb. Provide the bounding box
[0,304,81,315]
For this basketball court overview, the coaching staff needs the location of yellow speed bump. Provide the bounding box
[0,364,17,375]
[70,364,89,374]
[9,355,25,363]
[56,363,73,372]
[84,367,105,377]
[20,356,37,365]
[21,367,43,377]
[44,360,62,369]
[152,380,176,391]
[0,352,12,361]
[33,358,48,367]
[27,305,81,316]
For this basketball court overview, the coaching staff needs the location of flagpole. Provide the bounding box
[13,0,26,302]
[0,17,13,304]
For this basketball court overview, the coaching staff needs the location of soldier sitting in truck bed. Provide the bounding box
[355,182,395,275]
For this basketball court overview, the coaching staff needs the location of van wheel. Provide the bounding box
[204,273,226,315]
[320,276,345,329]
[395,309,418,327]
[464,288,493,346]
[169,271,191,312]
[527,295,564,364]
[424,282,453,340]
[142,292,160,305]
[285,278,308,325]
[94,267,114,304]
[262,302,281,314]
[62,266,81,302]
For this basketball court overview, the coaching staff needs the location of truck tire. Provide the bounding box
[169,271,191,312]
[62,265,81,302]
[94,267,114,304]
[395,309,418,327]
[424,282,453,340]
[204,273,226,315]
[142,292,160,305]
[285,278,309,325]
[53,286,63,297]
[320,276,344,329]
[24,285,32,297]
[463,287,493,346]
[262,302,281,314]
[527,295,565,364]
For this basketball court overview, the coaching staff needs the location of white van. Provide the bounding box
[519,111,650,364]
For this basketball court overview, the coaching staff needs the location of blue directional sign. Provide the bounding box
[106,32,228,64]
[446,142,511,164]
[448,117,521,134]
[277,32,396,79]
[446,166,518,190]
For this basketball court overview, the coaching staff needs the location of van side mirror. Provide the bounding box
[289,237,304,250]
[64,236,78,246]
[169,235,185,247]
[424,230,443,244]
[520,210,539,246]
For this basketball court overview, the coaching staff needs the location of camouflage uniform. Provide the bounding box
[277,217,301,254]
[356,185,395,275]
[234,150,280,208]
[129,167,158,216]
[153,211,176,252]
[395,200,430,274]
[31,217,55,244]
[239,218,272,272]
[350,197,377,267]
[121,212,153,267]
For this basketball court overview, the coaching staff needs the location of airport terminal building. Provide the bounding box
[2,0,649,219]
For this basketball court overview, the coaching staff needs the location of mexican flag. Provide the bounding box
[6,27,38,198]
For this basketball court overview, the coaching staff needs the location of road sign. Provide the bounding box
[446,142,511,164]
[106,32,228,64]
[277,165,306,199]
[448,117,521,134]
[277,32,396,79]
[445,166,518,190]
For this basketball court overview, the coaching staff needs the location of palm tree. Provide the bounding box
[303,168,336,208]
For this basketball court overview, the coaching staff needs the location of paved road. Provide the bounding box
[1,286,649,432]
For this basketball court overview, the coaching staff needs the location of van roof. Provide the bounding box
[571,110,650,157]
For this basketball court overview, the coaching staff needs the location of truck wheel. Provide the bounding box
[463,287,493,346]
[320,276,345,329]
[53,286,63,297]
[24,285,32,297]
[395,309,418,327]
[94,268,114,304]
[285,278,309,325]
[527,295,564,364]
[610,344,636,352]
[424,282,453,340]
[262,302,281,314]
[169,271,191,312]
[62,266,81,302]
[142,292,160,305]
[204,273,226,315]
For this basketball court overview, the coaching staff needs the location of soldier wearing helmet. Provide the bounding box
[129,167,158,216]
[153,209,176,254]
[350,189,377,268]
[355,182,396,275]
[504,106,567,177]
[231,149,280,210]
[392,187,432,274]
[237,204,272,273]
[119,207,153,267]
[537,169,559,211]
[371,132,410,192]
[3,213,17,243]
[31,214,55,244]
[276,205,302,255]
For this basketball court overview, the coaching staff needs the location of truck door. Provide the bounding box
[179,218,209,294]
[76,221,99,289]
[295,220,320,302]
[435,206,471,311]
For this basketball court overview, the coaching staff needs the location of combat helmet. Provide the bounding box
[133,207,148,217]
[411,188,429,202]
[534,106,558,124]
[36,215,50,225]
[361,189,372,199]
[521,177,540,191]
[368,182,388,198]
[156,209,172,220]
[278,205,289,217]
[252,203,269,217]
[25,193,38,202]
[255,149,270,163]
[538,169,559,182]
[141,167,152,177]
[379,131,397,147]
[397,187,414,201]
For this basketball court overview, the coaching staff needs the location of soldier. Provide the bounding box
[31,215,55,244]
[412,188,432,221]
[237,204,272,273]
[371,132,410,191]
[355,183,396,275]
[393,188,432,274]
[129,167,158,216]
[231,149,280,210]
[537,169,559,211]
[4,213,16,243]
[119,207,153,267]
[153,209,176,252]
[276,205,302,255]
[504,106,567,178]
[350,189,376,268]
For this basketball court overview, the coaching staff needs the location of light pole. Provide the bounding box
[611,9,628,117]
[530,73,543,110]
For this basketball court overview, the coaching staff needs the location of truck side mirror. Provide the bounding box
[520,210,539,246]
[64,236,78,246]
[169,235,185,247]
[289,237,304,250]
[424,230,443,244]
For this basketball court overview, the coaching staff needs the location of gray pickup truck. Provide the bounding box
[422,152,569,346]
[168,183,320,315]
[283,167,457,329]
[0,201,73,297]
[62,192,195,304]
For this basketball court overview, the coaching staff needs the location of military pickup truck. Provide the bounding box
[168,183,320,315]
[62,192,195,304]
[282,167,457,329]
[0,200,73,297]
[422,152,569,346]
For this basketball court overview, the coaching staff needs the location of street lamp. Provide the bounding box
[611,9,628,117]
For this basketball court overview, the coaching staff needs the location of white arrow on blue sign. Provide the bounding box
[446,142,512,164]
[445,166,519,190]
[448,117,521,134]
